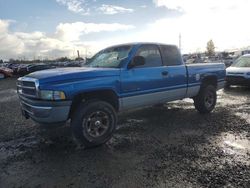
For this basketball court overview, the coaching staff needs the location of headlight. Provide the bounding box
[39,90,66,100]
[53,91,66,100]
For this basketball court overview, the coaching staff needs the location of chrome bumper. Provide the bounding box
[19,95,72,124]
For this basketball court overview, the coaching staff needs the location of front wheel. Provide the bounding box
[71,100,117,148]
[193,85,217,114]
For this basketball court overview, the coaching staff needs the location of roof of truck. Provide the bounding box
[108,42,177,47]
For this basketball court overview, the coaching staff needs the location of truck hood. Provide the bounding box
[226,66,250,78]
[226,66,250,73]
[27,67,120,84]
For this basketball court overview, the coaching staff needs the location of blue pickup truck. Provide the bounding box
[17,43,225,147]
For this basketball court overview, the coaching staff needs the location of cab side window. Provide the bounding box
[135,45,162,68]
[160,45,182,66]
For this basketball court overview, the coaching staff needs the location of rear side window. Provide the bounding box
[160,45,182,66]
[135,45,162,68]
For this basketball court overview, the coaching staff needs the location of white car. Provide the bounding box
[225,54,250,87]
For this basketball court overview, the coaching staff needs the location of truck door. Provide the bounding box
[159,45,187,100]
[120,44,170,110]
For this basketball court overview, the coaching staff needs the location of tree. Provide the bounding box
[206,40,215,57]
[56,57,71,62]
[0,59,3,64]
[9,58,15,63]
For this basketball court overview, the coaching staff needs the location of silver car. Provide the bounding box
[225,54,250,87]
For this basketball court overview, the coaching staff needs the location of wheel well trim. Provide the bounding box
[69,89,120,118]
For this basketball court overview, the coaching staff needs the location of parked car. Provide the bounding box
[17,64,53,76]
[17,43,225,147]
[10,64,23,75]
[223,57,234,67]
[16,64,31,76]
[26,64,54,74]
[0,67,13,79]
[63,61,82,67]
[225,54,250,87]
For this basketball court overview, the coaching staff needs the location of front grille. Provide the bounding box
[17,79,38,98]
[227,72,244,75]
[22,87,36,96]
[226,76,245,81]
[22,81,35,87]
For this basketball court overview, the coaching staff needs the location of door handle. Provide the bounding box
[162,71,168,76]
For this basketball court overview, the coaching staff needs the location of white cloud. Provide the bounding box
[0,20,135,60]
[98,4,134,15]
[153,0,249,12]
[0,20,10,33]
[56,0,89,15]
[150,0,250,52]
[56,0,134,15]
[55,22,135,41]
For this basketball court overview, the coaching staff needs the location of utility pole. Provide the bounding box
[179,33,182,52]
[77,50,80,59]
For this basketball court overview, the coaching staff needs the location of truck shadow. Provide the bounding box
[27,97,247,153]
[27,100,244,156]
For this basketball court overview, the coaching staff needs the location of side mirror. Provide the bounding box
[129,56,145,69]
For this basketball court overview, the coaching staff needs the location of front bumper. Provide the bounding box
[226,76,250,86]
[19,95,72,124]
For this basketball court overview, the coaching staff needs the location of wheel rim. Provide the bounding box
[204,90,214,109]
[84,111,110,138]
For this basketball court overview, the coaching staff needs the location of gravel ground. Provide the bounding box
[0,78,250,188]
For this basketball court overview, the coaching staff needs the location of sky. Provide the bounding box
[0,0,250,60]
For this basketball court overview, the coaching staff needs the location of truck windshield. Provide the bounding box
[232,56,250,67]
[86,45,132,68]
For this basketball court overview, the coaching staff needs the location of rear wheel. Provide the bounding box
[71,100,117,148]
[193,85,217,113]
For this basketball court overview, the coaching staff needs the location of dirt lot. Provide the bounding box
[0,78,250,188]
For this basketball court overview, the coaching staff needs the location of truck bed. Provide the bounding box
[185,63,226,98]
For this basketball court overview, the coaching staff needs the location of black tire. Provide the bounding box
[193,85,217,114]
[71,100,117,148]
